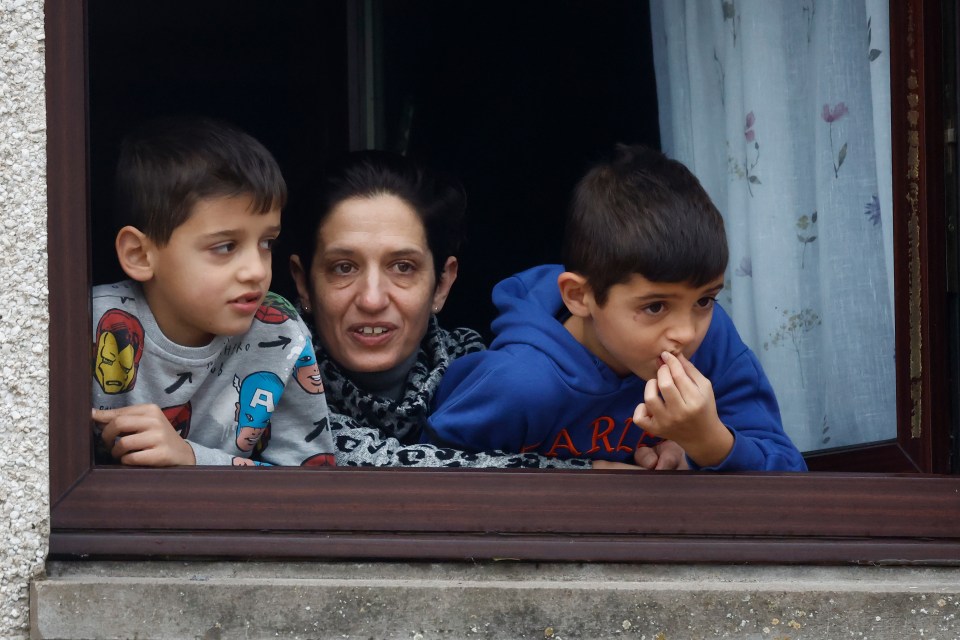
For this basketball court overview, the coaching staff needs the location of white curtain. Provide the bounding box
[649,0,895,452]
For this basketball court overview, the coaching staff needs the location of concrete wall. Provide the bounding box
[0,1,50,638]
[29,562,960,639]
[4,4,960,640]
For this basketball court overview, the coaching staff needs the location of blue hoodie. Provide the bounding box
[425,265,807,471]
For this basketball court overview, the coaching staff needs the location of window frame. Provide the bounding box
[47,0,960,563]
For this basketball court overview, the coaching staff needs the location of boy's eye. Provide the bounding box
[643,302,666,315]
[211,242,236,254]
[259,238,277,251]
[696,296,717,309]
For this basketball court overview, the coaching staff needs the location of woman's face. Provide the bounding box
[291,194,457,373]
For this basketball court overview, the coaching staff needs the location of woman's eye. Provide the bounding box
[331,262,355,276]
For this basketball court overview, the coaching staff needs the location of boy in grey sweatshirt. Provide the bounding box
[91,116,335,467]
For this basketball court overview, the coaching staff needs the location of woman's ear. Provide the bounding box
[115,226,155,283]
[557,271,593,317]
[431,256,459,313]
[289,255,313,311]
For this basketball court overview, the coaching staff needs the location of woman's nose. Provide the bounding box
[356,271,389,311]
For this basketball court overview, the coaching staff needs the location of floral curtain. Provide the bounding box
[649,0,895,452]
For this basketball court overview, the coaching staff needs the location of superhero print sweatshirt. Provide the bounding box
[92,280,336,466]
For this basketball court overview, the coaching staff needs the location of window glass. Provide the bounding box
[357,0,895,455]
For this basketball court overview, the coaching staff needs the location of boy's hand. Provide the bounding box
[591,442,688,471]
[591,460,649,471]
[93,405,197,467]
[632,352,734,468]
[633,439,689,470]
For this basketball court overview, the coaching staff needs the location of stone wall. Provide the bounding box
[0,1,50,638]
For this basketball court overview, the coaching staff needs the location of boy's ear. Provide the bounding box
[115,226,155,282]
[557,271,592,318]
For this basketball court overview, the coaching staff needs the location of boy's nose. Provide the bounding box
[666,314,697,346]
[239,250,269,282]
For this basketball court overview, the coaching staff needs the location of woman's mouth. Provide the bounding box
[350,325,395,344]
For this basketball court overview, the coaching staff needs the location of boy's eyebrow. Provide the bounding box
[703,282,725,294]
[633,292,684,302]
[697,283,726,298]
[632,282,725,302]
[199,224,282,240]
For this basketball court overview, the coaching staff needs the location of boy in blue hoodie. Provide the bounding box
[424,145,806,471]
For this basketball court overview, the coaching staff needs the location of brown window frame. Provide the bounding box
[47,0,960,563]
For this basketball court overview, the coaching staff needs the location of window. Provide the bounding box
[347,0,947,469]
[48,0,960,562]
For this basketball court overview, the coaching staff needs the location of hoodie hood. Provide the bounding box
[489,264,626,391]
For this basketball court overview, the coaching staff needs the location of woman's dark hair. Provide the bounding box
[563,144,728,305]
[291,150,466,287]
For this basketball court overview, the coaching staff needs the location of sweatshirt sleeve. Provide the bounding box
[189,441,241,466]
[331,413,591,469]
[691,348,808,472]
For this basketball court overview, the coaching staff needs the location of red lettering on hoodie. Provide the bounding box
[586,416,616,454]
[546,428,581,457]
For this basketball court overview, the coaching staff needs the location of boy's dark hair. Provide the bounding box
[562,144,728,305]
[292,150,466,287]
[115,116,287,245]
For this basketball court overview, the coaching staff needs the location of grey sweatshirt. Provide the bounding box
[92,281,335,466]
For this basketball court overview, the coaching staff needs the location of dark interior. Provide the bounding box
[88,0,349,298]
[88,0,659,338]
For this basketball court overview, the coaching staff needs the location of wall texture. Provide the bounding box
[0,1,49,638]
[29,561,960,640]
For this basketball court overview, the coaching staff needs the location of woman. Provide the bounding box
[289,151,650,469]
